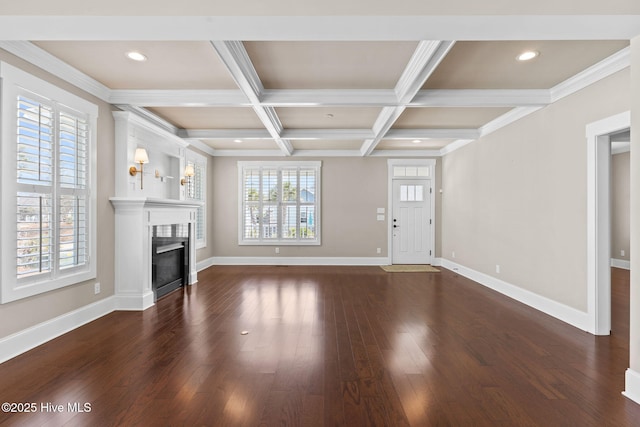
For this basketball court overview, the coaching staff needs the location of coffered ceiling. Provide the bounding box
[1,11,635,157]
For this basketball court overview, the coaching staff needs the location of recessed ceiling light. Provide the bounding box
[412,139,421,144]
[126,51,147,62]
[517,50,539,61]
[325,113,334,118]
[234,139,243,144]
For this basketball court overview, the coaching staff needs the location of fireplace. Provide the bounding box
[110,197,200,310]
[152,224,190,299]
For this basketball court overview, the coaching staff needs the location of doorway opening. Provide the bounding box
[586,111,630,335]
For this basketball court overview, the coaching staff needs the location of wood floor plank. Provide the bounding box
[0,266,639,426]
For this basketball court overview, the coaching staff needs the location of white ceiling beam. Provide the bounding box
[411,89,551,107]
[360,40,456,156]
[1,16,639,41]
[109,88,551,108]
[179,127,477,141]
[281,129,374,140]
[179,129,272,139]
[260,89,398,107]
[210,40,293,156]
[109,90,250,107]
[384,128,481,140]
[108,88,552,107]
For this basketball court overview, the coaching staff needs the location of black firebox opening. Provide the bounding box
[152,224,190,299]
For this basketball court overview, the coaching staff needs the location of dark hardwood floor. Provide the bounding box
[1,266,639,426]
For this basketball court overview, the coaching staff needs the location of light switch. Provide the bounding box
[377,215,385,221]
[377,208,385,214]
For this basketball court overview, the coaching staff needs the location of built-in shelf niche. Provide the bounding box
[113,111,188,200]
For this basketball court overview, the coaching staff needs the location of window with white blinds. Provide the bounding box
[238,161,321,245]
[1,62,97,303]
[185,150,207,248]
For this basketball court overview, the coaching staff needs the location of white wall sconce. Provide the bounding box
[129,148,149,189]
[181,164,195,186]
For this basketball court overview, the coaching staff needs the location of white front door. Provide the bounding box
[392,179,431,264]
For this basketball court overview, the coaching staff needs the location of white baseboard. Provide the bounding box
[196,257,215,272]
[0,296,116,364]
[203,256,392,266]
[432,257,443,267]
[611,258,631,270]
[114,292,154,311]
[441,259,590,332]
[624,368,640,404]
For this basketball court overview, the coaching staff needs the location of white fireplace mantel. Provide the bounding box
[110,197,201,310]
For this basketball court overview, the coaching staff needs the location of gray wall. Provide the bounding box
[612,151,630,263]
[441,69,630,312]
[209,156,442,259]
[0,49,116,338]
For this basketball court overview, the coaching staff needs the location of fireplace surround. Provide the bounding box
[110,197,200,310]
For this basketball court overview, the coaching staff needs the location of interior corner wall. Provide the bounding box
[441,68,630,312]
[0,49,116,339]
[210,156,442,260]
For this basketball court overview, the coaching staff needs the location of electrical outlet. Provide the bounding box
[275,247,280,254]
[94,282,100,294]
[376,248,381,254]
[452,251,456,259]
[621,250,626,257]
[496,265,500,274]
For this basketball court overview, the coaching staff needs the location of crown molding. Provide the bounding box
[439,139,476,156]
[438,47,632,157]
[182,138,217,157]
[2,40,631,160]
[550,46,630,103]
[479,106,544,138]
[114,105,179,135]
[112,110,187,149]
[0,41,111,102]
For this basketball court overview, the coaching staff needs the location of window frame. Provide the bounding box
[1,62,98,303]
[238,161,321,246]
[185,149,207,249]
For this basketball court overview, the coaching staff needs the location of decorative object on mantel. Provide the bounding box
[129,148,149,189]
[155,169,174,183]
